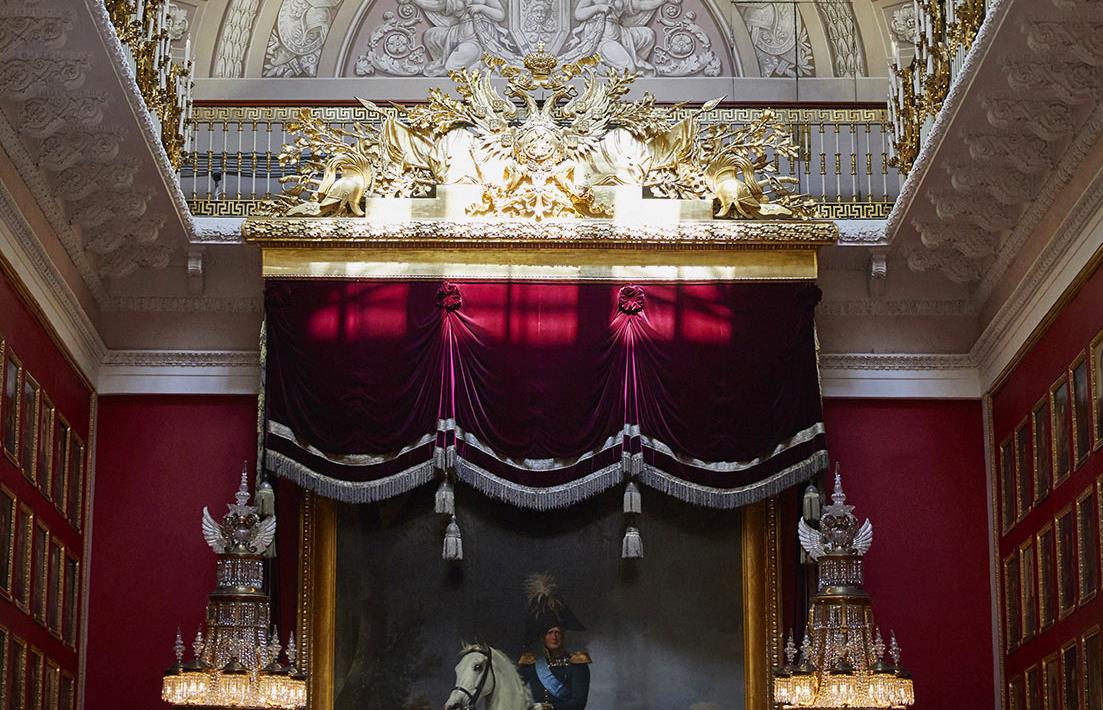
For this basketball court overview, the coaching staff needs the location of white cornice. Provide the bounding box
[97,349,260,395]
[972,162,1103,389]
[819,353,981,399]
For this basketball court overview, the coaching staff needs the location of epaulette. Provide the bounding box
[518,652,536,666]
[569,650,592,664]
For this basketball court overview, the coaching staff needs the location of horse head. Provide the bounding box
[444,642,496,710]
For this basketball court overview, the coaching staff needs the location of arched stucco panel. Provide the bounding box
[801,2,837,78]
[850,0,893,77]
[321,0,738,78]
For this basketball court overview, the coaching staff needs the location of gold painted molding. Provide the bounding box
[299,496,779,710]
[262,247,820,281]
[299,493,336,710]
[244,215,838,250]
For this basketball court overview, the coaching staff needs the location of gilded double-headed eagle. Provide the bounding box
[273,48,814,221]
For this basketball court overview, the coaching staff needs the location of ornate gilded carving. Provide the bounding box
[265,49,815,222]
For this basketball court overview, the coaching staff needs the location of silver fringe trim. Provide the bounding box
[433,445,456,471]
[639,449,829,509]
[449,421,628,472]
[268,420,437,467]
[641,422,826,472]
[622,452,643,476]
[454,457,624,511]
[266,450,435,503]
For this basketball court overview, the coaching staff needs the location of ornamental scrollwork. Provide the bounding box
[265,49,815,221]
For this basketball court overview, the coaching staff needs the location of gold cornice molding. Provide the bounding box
[246,216,836,280]
[243,215,838,249]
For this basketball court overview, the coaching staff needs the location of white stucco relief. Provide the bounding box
[735,2,814,77]
[346,0,729,76]
[263,0,347,76]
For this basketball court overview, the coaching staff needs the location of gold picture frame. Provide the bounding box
[34,394,53,502]
[1072,353,1092,469]
[2,348,22,465]
[26,647,41,710]
[1077,485,1100,605]
[49,415,69,513]
[1026,665,1041,710]
[59,671,74,710]
[43,660,58,710]
[12,504,32,612]
[1043,652,1060,710]
[19,373,38,485]
[1020,538,1037,641]
[10,635,26,710]
[1016,418,1032,520]
[1001,435,1017,533]
[65,436,84,530]
[1004,551,1022,651]
[296,492,781,710]
[1091,328,1103,451]
[1084,626,1102,710]
[0,624,8,708]
[1010,675,1025,710]
[1056,505,1078,619]
[0,485,14,599]
[1062,639,1081,710]
[1033,395,1053,503]
[30,521,47,625]
[1037,522,1057,631]
[62,552,79,648]
[47,537,62,637]
[1052,374,1073,487]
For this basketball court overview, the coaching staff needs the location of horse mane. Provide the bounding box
[459,641,489,655]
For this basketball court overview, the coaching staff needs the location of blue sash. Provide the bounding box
[535,655,567,700]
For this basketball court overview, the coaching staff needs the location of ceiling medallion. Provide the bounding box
[259,47,816,222]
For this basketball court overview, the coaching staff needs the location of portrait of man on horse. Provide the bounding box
[444,574,591,710]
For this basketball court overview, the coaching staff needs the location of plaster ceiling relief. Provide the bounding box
[342,0,731,78]
[199,0,893,80]
[887,0,1103,297]
[0,0,202,308]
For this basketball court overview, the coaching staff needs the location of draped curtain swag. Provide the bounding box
[264,280,827,509]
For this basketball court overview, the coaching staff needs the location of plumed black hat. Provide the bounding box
[524,574,585,642]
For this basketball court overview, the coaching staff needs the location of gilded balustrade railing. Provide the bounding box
[182,104,899,220]
[888,0,987,175]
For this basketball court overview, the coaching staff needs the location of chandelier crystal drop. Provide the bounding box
[161,468,307,709]
[773,470,915,709]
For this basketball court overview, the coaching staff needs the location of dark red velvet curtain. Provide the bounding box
[264,279,826,508]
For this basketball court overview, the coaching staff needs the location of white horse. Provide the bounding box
[444,643,534,710]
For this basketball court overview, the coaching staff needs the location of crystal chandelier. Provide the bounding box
[162,469,307,709]
[773,471,915,709]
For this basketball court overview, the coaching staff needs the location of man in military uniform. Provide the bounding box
[518,575,591,710]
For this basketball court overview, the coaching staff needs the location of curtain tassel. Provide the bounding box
[434,477,455,515]
[623,481,641,514]
[621,525,643,559]
[443,515,463,561]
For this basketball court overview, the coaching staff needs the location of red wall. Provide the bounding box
[0,261,92,707]
[86,396,258,710]
[990,255,1103,706]
[822,398,994,710]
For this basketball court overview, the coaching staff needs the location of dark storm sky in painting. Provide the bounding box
[334,487,744,710]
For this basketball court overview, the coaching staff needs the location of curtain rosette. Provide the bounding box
[263,280,827,509]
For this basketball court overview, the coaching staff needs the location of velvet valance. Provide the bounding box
[263,279,827,509]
